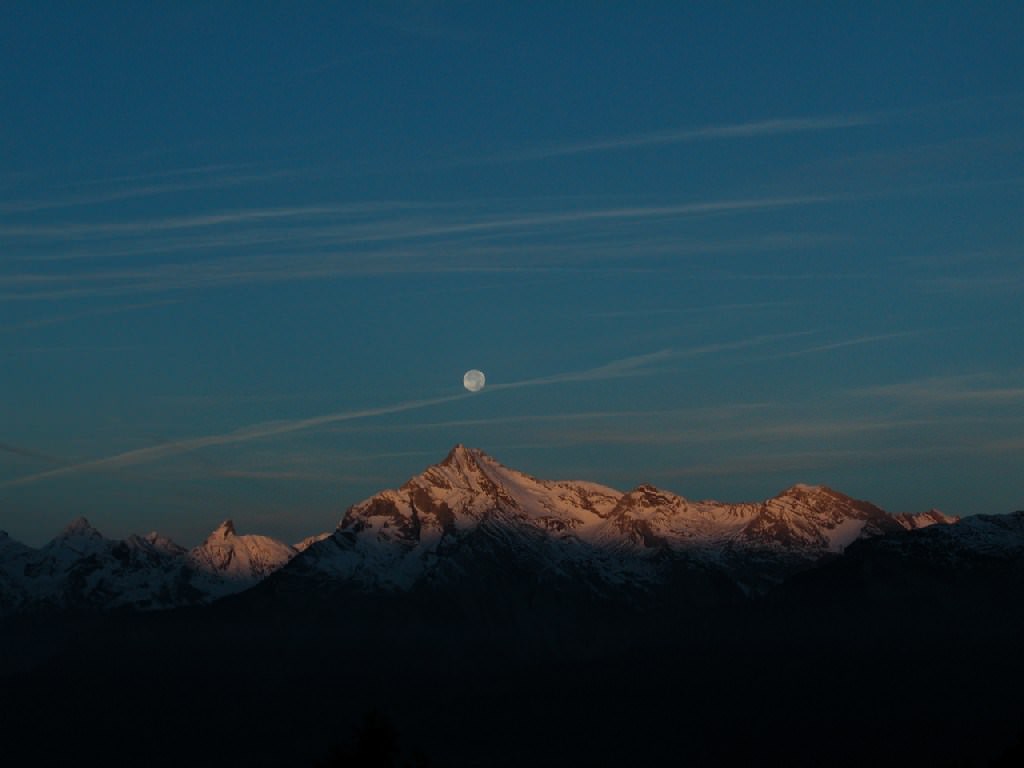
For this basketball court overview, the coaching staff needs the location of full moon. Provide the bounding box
[463,369,486,392]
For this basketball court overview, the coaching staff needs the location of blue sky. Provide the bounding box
[2,3,1022,546]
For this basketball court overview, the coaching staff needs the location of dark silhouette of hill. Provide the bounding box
[313,710,432,768]
[1,511,1022,766]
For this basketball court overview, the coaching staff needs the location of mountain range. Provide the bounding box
[2,445,1023,767]
[0,515,299,615]
[0,444,991,615]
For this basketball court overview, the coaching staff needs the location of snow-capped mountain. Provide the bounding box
[0,445,988,615]
[294,532,331,553]
[862,508,1024,563]
[0,518,298,615]
[893,508,961,530]
[287,445,961,597]
[773,508,1024,612]
[187,520,296,598]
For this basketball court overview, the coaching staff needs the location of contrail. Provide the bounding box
[0,441,66,465]
[0,392,471,489]
[445,112,882,167]
[0,337,803,489]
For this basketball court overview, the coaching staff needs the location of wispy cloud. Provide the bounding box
[0,391,471,489]
[0,349,698,488]
[320,403,773,436]
[0,201,436,240]
[649,448,897,481]
[851,374,1024,405]
[2,195,823,243]
[534,417,945,449]
[0,441,66,465]
[790,132,1024,194]
[0,299,178,333]
[587,301,797,319]
[68,163,256,188]
[490,350,678,390]
[489,333,813,392]
[0,339,807,488]
[652,435,1024,482]
[919,270,1024,295]
[214,469,348,482]
[1,195,833,302]
[767,330,922,358]
[469,113,881,165]
[0,169,297,214]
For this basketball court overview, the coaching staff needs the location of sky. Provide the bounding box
[1,2,1022,547]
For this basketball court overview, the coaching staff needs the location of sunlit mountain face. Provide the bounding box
[2,447,1022,766]
[0,446,960,614]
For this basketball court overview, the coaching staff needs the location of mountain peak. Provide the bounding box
[58,516,102,539]
[895,508,961,530]
[210,520,236,539]
[441,443,482,467]
[622,484,680,505]
[779,483,831,496]
[429,445,501,484]
[0,529,33,558]
[188,522,296,589]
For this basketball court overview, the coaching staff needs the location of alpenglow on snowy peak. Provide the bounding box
[0,446,981,615]
[287,445,961,595]
[187,518,297,592]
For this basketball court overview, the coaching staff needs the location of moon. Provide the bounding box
[463,369,486,392]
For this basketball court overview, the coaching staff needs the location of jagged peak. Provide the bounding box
[58,516,102,539]
[294,532,330,552]
[775,483,842,500]
[416,445,503,487]
[208,519,236,540]
[925,508,959,522]
[894,508,961,530]
[784,483,826,493]
[624,483,677,501]
[440,443,485,468]
[444,442,469,457]
[0,529,32,555]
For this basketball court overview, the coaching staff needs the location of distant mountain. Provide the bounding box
[778,508,1024,606]
[893,507,963,530]
[186,519,296,598]
[1,445,994,616]
[294,531,331,552]
[277,445,962,602]
[3,448,1021,768]
[0,517,297,615]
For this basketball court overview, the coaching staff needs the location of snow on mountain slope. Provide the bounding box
[893,509,961,530]
[893,510,1024,558]
[0,517,189,612]
[187,520,297,596]
[293,445,959,595]
[737,484,900,552]
[295,532,331,552]
[777,510,1024,606]
[0,518,298,614]
[301,445,624,590]
[0,446,980,612]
